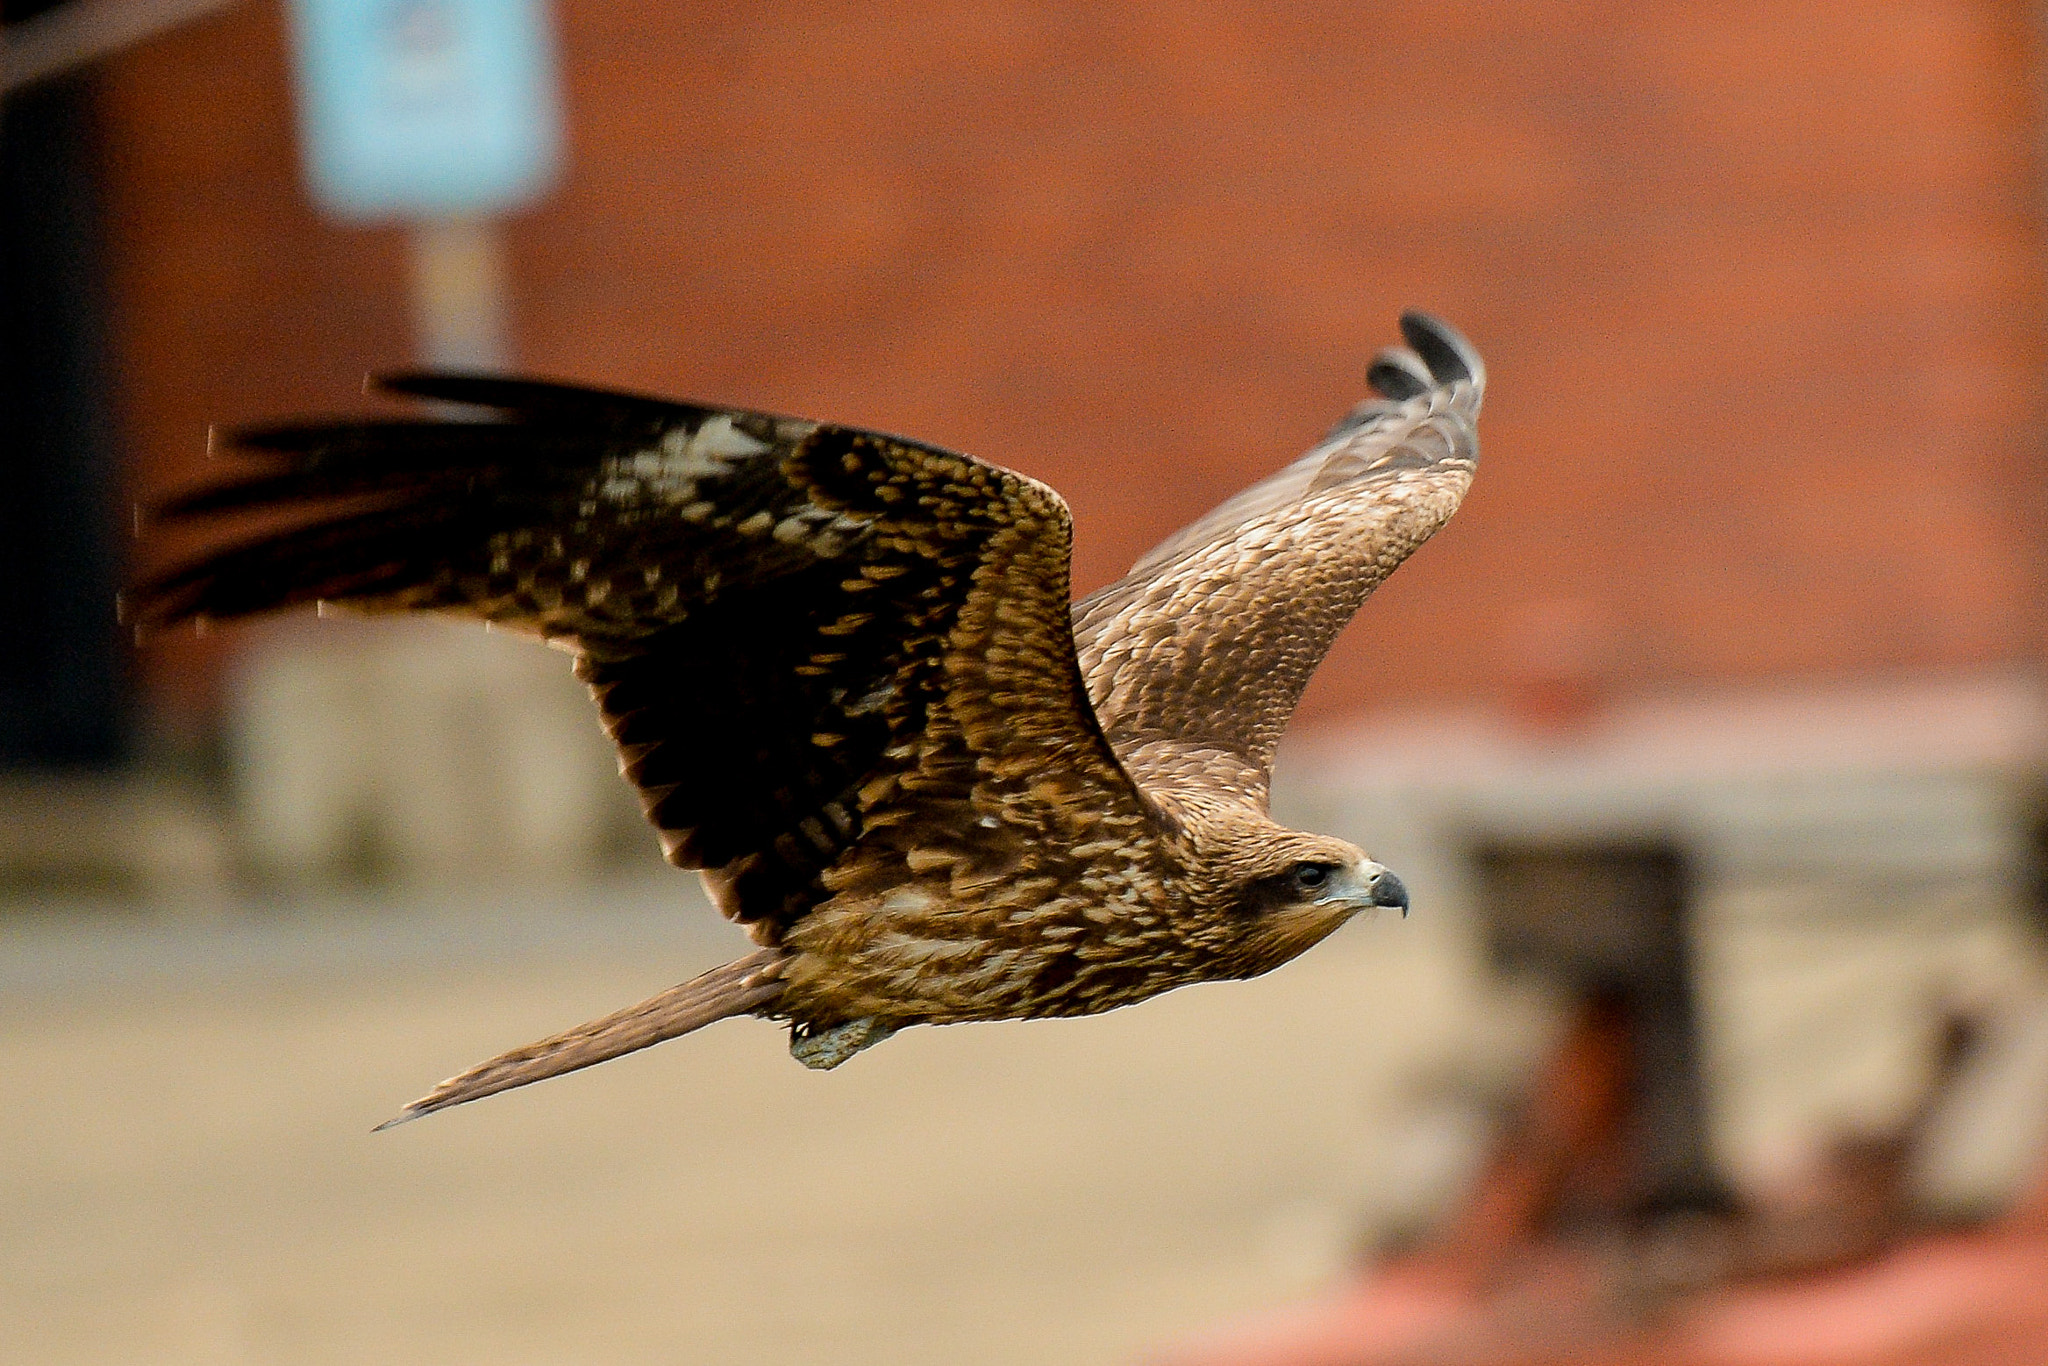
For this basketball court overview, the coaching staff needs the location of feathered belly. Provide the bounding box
[778,878,1189,1026]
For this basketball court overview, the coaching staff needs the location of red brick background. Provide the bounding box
[102,0,2048,731]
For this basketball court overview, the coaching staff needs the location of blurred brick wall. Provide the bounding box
[99,2,410,728]
[103,0,2048,734]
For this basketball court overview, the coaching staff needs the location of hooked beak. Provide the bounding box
[1371,869,1409,916]
[1337,862,1409,917]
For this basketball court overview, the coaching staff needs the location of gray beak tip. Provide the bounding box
[1371,870,1409,917]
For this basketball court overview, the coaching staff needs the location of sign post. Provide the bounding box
[286,0,562,369]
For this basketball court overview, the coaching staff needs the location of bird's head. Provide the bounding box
[1191,824,1408,978]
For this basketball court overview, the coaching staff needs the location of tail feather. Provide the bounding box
[374,949,790,1130]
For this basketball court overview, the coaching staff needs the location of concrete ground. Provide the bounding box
[11,768,2048,1366]
[0,876,1516,1366]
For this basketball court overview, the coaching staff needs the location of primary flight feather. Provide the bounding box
[126,311,1483,1127]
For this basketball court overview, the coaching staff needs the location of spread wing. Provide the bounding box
[1071,313,1483,812]
[128,374,1154,938]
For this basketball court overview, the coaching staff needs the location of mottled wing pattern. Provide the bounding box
[1071,313,1483,812]
[128,374,1155,938]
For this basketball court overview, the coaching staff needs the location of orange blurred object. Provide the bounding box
[1156,1007,2048,1366]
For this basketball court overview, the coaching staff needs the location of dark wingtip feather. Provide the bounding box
[141,420,512,525]
[1398,311,1485,390]
[119,581,207,641]
[370,371,538,409]
[368,372,711,431]
[1367,348,1433,401]
[221,417,487,457]
[1400,313,1482,389]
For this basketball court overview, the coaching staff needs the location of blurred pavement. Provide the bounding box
[1,877,1510,1366]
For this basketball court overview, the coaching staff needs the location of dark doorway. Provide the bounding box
[1473,839,1735,1225]
[1,24,128,769]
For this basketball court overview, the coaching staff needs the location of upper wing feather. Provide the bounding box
[1070,313,1483,812]
[128,374,1154,936]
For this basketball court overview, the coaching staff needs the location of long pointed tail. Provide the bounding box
[375,949,789,1130]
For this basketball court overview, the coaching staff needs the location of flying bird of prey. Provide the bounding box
[127,312,1483,1127]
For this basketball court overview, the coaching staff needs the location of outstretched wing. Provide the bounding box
[129,374,1153,937]
[1071,313,1483,812]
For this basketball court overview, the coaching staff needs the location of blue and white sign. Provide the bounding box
[288,0,563,220]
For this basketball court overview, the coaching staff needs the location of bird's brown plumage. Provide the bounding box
[126,312,1483,1125]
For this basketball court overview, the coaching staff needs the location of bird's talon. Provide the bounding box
[791,1018,896,1069]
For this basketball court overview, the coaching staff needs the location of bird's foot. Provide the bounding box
[790,1017,897,1070]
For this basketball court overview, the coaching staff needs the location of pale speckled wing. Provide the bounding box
[129,373,1160,939]
[1071,313,1483,812]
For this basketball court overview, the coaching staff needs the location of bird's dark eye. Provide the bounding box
[1291,863,1331,892]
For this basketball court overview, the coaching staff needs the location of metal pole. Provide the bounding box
[406,216,509,373]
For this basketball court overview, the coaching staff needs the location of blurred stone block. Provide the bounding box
[0,772,229,906]
[227,616,644,885]
[1288,674,2048,1225]
[1914,990,2048,1218]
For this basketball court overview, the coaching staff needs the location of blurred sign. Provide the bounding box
[288,0,563,219]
